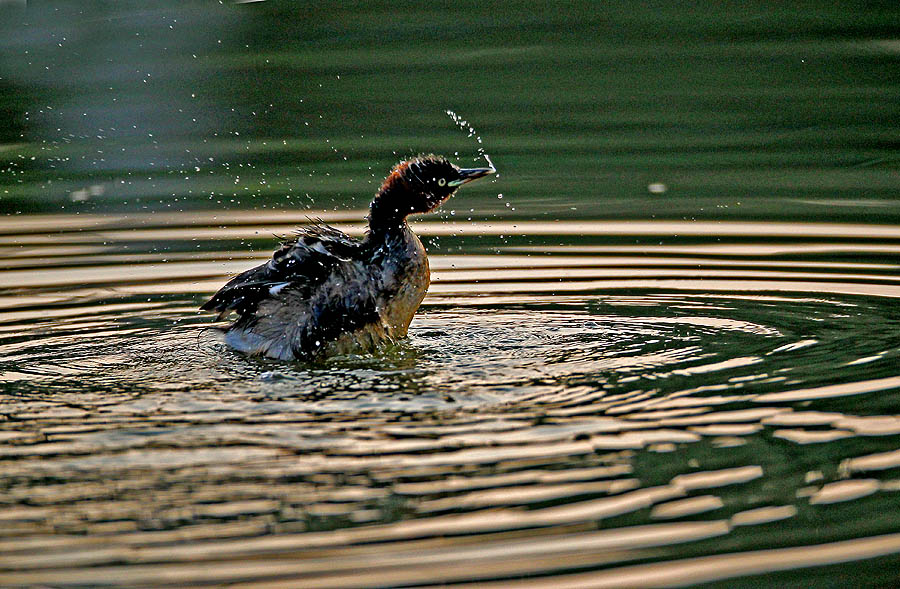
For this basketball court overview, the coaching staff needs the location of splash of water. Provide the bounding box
[445,110,497,175]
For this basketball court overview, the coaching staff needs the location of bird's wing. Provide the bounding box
[200,221,365,319]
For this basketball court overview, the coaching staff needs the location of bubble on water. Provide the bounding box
[259,371,285,381]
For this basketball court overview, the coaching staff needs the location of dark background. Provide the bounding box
[1,1,899,220]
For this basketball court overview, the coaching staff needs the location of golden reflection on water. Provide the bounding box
[1,212,900,586]
[8,214,900,245]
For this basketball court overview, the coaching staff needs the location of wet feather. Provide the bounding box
[201,155,493,361]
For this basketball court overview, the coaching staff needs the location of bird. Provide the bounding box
[201,154,495,361]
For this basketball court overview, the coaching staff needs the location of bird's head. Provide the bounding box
[370,154,494,227]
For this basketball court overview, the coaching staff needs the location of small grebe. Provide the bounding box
[201,154,495,360]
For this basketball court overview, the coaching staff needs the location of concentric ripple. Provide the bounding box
[2,211,900,587]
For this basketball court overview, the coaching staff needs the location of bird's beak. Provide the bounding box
[448,167,496,187]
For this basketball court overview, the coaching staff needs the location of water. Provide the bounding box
[2,210,900,586]
[2,1,900,586]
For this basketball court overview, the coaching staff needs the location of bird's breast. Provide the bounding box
[376,230,430,337]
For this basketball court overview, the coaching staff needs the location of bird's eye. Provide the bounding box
[437,178,447,187]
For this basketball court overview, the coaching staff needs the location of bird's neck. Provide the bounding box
[367,184,413,234]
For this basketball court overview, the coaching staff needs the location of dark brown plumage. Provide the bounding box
[201,154,494,360]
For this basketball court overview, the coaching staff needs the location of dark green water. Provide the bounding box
[1,2,900,587]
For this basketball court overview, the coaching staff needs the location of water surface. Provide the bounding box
[2,211,900,587]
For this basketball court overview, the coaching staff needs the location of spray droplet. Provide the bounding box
[446,110,496,172]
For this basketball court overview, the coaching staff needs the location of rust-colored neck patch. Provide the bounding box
[378,160,412,195]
